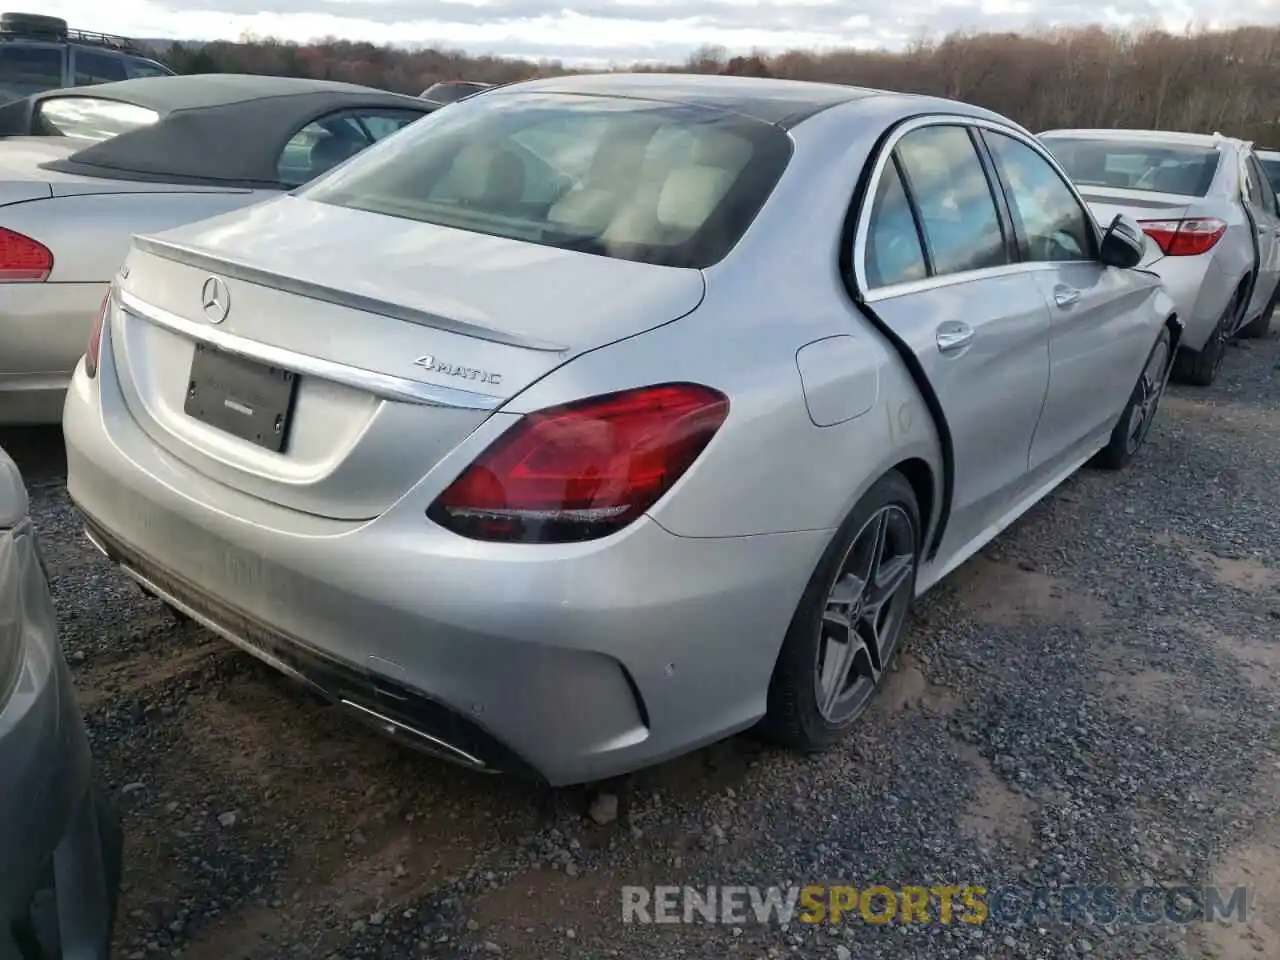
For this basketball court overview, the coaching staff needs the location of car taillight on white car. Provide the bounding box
[84,289,111,380]
[1138,217,1227,257]
[428,383,730,544]
[0,227,52,281]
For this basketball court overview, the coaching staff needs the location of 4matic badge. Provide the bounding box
[413,354,502,386]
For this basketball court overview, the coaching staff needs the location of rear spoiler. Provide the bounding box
[130,234,568,353]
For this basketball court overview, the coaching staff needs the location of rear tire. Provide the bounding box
[1174,298,1235,387]
[1094,326,1172,471]
[760,470,921,752]
[1239,286,1276,339]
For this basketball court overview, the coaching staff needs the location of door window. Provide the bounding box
[0,46,62,100]
[985,131,1096,262]
[864,160,928,289]
[123,57,174,79]
[893,125,1008,278]
[1247,155,1277,215]
[73,49,129,85]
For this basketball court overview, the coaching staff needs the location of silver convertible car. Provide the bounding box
[0,74,433,425]
[63,74,1178,786]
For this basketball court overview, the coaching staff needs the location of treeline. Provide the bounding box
[161,25,1280,143]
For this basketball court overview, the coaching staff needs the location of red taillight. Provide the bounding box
[85,289,110,380]
[0,227,52,281]
[428,383,730,543]
[1139,217,1226,257]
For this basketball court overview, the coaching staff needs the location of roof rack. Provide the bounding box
[0,12,152,55]
[65,27,151,55]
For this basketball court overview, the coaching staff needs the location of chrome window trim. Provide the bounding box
[116,288,504,412]
[854,114,1104,304]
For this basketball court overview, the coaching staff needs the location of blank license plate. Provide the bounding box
[184,343,298,453]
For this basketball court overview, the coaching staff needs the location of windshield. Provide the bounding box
[422,82,487,104]
[301,92,792,269]
[1041,136,1221,197]
[34,96,160,143]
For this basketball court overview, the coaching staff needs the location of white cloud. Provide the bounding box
[37,0,1280,64]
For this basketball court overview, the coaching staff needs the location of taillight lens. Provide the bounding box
[1139,217,1226,257]
[0,227,52,281]
[428,383,730,543]
[85,289,110,380]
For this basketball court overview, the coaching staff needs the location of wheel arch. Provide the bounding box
[892,457,936,552]
[1165,311,1184,357]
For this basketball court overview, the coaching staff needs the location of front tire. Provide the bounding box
[760,470,921,751]
[1095,326,1172,471]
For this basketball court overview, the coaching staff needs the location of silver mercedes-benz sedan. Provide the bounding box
[1039,129,1280,385]
[62,74,1178,786]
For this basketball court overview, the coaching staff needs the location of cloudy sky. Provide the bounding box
[44,0,1247,65]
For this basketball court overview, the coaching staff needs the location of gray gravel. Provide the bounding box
[3,331,1277,960]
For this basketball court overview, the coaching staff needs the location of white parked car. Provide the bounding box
[1040,129,1280,385]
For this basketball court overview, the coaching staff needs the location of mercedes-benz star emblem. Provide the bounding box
[200,275,230,324]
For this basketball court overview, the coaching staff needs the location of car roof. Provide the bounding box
[27,73,410,111]
[3,74,433,187]
[1039,128,1235,150]
[490,73,883,128]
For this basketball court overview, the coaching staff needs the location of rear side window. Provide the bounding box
[73,49,128,85]
[0,46,62,100]
[35,96,159,143]
[277,110,423,188]
[894,125,1008,278]
[1247,155,1278,215]
[1043,136,1221,197]
[301,92,793,268]
[865,161,927,289]
[1259,155,1280,196]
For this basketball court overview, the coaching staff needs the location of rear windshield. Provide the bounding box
[35,96,159,143]
[301,92,793,268]
[1041,136,1221,197]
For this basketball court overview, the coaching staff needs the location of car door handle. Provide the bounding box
[1053,286,1081,308]
[936,321,974,354]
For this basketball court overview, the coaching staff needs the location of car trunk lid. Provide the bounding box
[109,195,706,521]
[1077,187,1194,267]
[0,137,253,200]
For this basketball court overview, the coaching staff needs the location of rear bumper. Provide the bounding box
[0,522,122,960]
[62,357,827,786]
[1148,254,1237,353]
[0,281,104,426]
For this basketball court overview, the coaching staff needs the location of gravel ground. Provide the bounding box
[3,331,1278,960]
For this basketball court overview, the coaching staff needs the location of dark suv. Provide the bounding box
[0,11,173,103]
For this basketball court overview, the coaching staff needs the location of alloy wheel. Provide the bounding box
[1125,337,1172,455]
[814,505,916,725]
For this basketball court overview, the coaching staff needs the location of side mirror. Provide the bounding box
[1099,213,1146,269]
